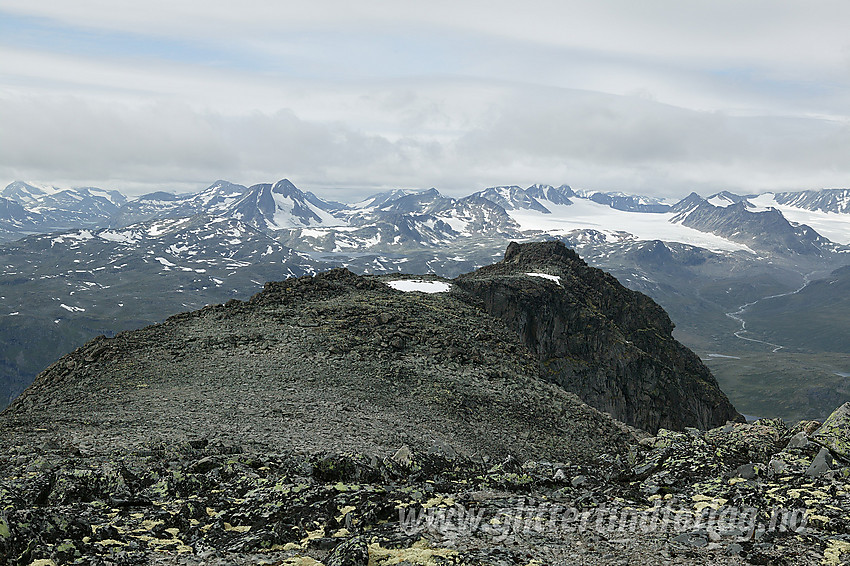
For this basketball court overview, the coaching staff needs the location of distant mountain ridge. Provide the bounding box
[3,178,850,255]
[671,193,833,255]
[772,188,850,214]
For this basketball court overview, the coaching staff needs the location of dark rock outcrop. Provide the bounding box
[454,241,743,432]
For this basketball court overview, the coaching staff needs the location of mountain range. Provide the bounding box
[1,178,850,421]
[4,179,850,253]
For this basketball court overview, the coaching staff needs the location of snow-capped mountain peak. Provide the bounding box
[350,189,423,210]
[473,185,552,213]
[1,181,57,205]
[574,188,670,212]
[706,191,755,209]
[771,188,850,214]
[527,184,575,207]
[229,179,347,230]
[192,180,248,212]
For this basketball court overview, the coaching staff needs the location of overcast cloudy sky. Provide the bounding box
[1,1,849,200]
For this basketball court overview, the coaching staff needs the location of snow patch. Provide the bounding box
[300,228,330,239]
[526,272,562,285]
[707,195,736,208]
[386,279,452,293]
[99,230,138,243]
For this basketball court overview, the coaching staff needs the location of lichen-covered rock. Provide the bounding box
[705,423,784,468]
[324,536,369,566]
[1,435,850,565]
[813,402,850,461]
[805,447,834,476]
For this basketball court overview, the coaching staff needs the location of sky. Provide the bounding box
[1,1,849,201]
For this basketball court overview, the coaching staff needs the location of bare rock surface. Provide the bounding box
[4,266,637,464]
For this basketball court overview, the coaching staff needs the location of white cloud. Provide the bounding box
[1,1,849,198]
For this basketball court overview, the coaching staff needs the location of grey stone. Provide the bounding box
[672,533,708,547]
[805,447,834,476]
[392,445,412,467]
[786,432,809,449]
[734,463,758,479]
[768,458,787,476]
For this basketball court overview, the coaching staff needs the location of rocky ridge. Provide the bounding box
[4,260,640,464]
[455,241,743,432]
[671,194,829,255]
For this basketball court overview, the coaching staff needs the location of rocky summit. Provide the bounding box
[3,242,850,565]
[5,263,639,464]
[455,241,743,432]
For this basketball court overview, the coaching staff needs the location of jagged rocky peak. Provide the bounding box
[669,191,706,213]
[270,178,301,196]
[455,240,744,433]
[526,183,575,207]
[474,185,553,213]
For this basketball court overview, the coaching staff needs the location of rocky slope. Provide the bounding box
[4,390,850,565]
[455,241,743,432]
[3,265,639,465]
[5,243,850,565]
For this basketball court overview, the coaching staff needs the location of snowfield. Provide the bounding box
[507,199,753,253]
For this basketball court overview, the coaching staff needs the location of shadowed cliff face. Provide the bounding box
[454,241,744,432]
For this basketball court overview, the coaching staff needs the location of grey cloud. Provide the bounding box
[450,89,850,195]
[0,97,236,182]
[3,85,850,201]
[0,95,450,196]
